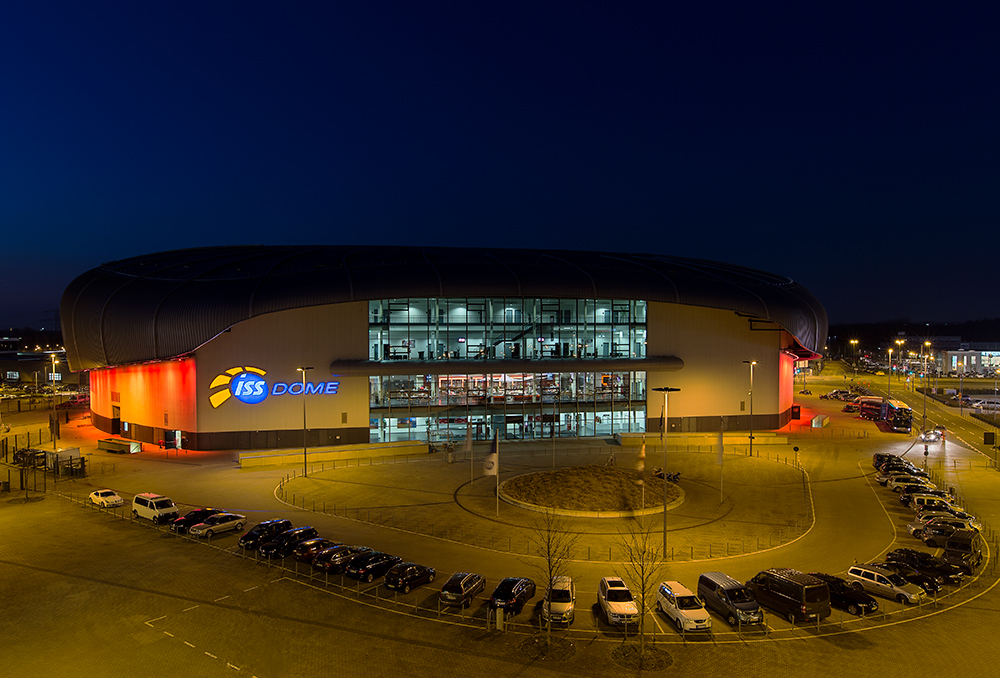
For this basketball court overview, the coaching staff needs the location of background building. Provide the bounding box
[60,246,827,450]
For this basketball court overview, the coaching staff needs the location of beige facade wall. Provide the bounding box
[646,302,783,422]
[194,302,369,434]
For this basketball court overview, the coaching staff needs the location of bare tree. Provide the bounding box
[616,518,666,661]
[524,510,580,646]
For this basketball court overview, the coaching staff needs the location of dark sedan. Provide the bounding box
[170,508,225,534]
[312,545,373,574]
[292,538,341,563]
[346,552,403,582]
[439,572,486,608]
[886,548,965,584]
[809,572,878,616]
[384,562,436,594]
[238,519,293,550]
[259,526,319,559]
[489,577,536,614]
[871,562,941,595]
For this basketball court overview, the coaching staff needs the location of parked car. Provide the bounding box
[656,580,712,632]
[346,551,403,582]
[918,429,942,443]
[887,476,934,492]
[885,548,964,584]
[311,545,372,574]
[698,571,764,627]
[916,508,981,530]
[132,493,180,524]
[238,519,293,550]
[189,512,247,538]
[89,489,124,508]
[908,516,979,539]
[259,526,320,559]
[745,568,831,623]
[844,564,927,604]
[292,538,341,562]
[921,524,958,548]
[942,530,983,574]
[489,577,537,615]
[808,572,878,616]
[439,572,487,608]
[899,488,950,504]
[540,576,576,624]
[384,562,436,594]
[598,577,639,626]
[170,508,225,534]
[871,561,941,595]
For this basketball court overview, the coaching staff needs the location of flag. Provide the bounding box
[462,421,472,452]
[635,437,646,486]
[717,417,725,466]
[483,430,499,476]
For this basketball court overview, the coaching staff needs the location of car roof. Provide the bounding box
[661,580,695,596]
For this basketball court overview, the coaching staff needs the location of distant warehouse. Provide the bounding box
[60,246,827,451]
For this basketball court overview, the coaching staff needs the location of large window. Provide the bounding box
[368,370,647,443]
[368,297,647,363]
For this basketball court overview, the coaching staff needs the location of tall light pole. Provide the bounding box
[50,355,59,451]
[743,360,756,458]
[922,341,931,434]
[895,339,905,382]
[297,366,313,477]
[850,339,859,377]
[651,386,680,557]
[887,349,893,400]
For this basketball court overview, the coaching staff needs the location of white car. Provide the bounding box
[541,576,576,624]
[89,489,124,508]
[189,512,247,538]
[656,580,712,632]
[887,475,934,492]
[598,577,638,625]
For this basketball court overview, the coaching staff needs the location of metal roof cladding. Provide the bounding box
[60,245,828,371]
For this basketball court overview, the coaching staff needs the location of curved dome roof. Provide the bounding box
[61,245,827,370]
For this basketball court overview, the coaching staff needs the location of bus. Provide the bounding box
[858,396,884,421]
[885,400,913,433]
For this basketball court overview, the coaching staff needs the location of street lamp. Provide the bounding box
[849,339,859,377]
[895,340,905,382]
[297,366,313,477]
[651,386,680,557]
[743,360,756,458]
[887,349,893,400]
[50,355,59,451]
[922,341,931,434]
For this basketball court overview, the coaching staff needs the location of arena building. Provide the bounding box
[60,246,827,451]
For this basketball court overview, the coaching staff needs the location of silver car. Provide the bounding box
[189,512,247,538]
[845,564,927,604]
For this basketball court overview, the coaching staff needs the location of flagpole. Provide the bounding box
[651,387,680,557]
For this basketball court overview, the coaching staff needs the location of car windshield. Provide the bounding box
[550,589,572,602]
[676,595,701,610]
[155,500,174,509]
[727,588,754,603]
[607,589,633,603]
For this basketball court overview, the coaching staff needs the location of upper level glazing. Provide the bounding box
[368,298,647,362]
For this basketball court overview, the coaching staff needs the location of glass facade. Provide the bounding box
[367,297,649,443]
[368,297,646,362]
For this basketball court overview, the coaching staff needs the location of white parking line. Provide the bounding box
[650,612,666,634]
[144,615,166,627]
[205,652,217,659]
[227,663,241,671]
[243,586,258,592]
[183,605,200,612]
[214,595,230,602]
[184,641,195,648]
[163,631,174,638]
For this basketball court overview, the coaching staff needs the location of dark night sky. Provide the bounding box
[2,2,997,331]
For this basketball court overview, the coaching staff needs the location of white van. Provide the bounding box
[908,494,956,513]
[132,493,179,524]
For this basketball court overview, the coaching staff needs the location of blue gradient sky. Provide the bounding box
[2,2,997,330]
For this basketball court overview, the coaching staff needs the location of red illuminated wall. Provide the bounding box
[779,351,795,413]
[89,359,198,433]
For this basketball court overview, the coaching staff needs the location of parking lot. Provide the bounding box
[4,367,1000,677]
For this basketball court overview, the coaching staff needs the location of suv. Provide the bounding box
[656,580,712,632]
[439,572,487,608]
[943,530,983,574]
[488,577,536,615]
[238,519,294,550]
[885,548,964,584]
[598,577,638,626]
[698,571,764,627]
[844,564,926,604]
[541,576,576,624]
[746,568,831,623]
[132,493,179,524]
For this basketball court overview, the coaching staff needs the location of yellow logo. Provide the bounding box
[208,366,268,408]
